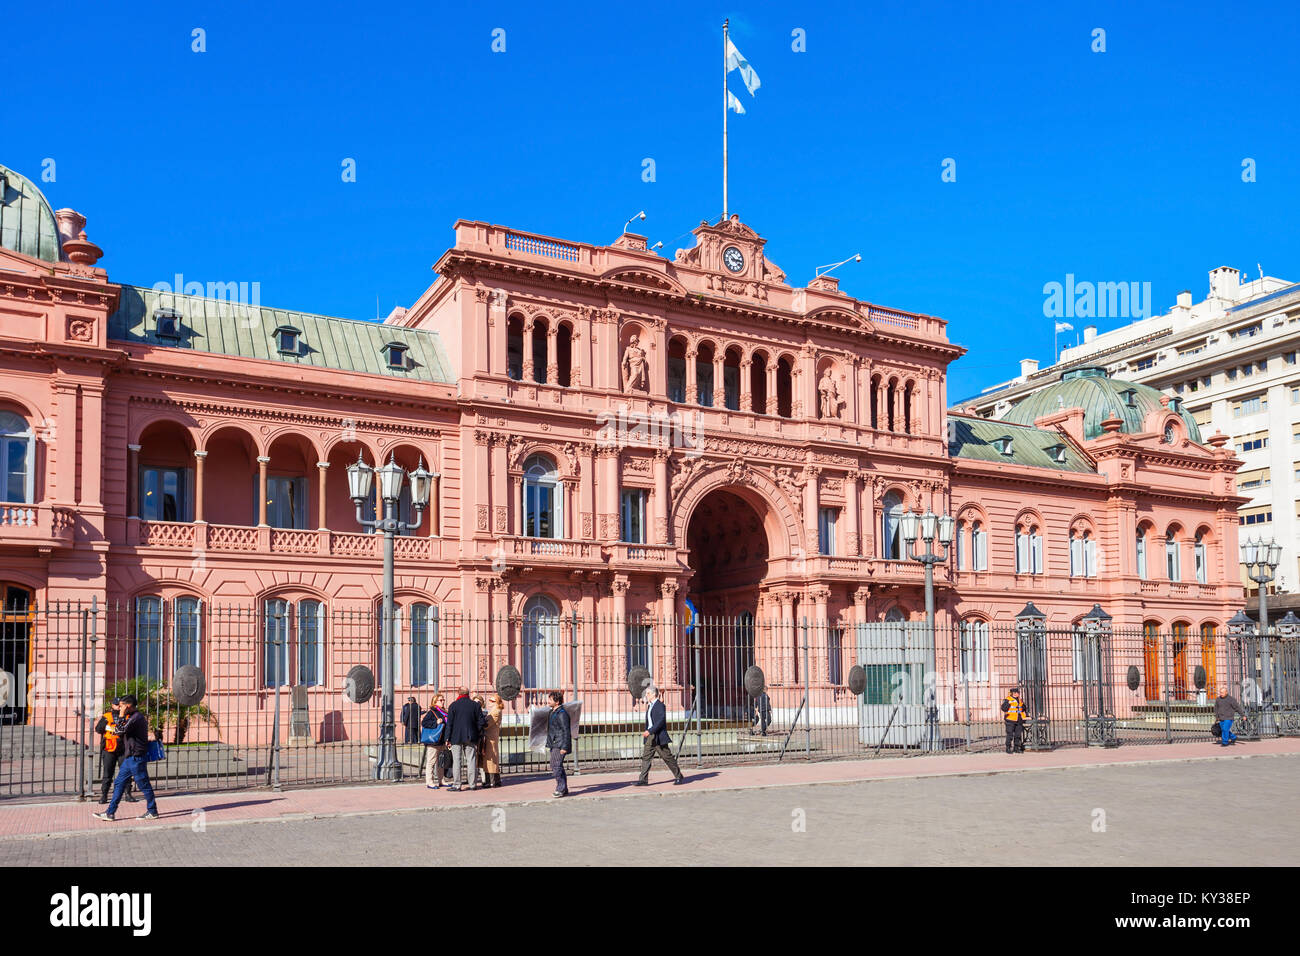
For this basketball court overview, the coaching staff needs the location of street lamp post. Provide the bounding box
[1240,536,1283,736]
[900,509,954,752]
[348,454,432,780]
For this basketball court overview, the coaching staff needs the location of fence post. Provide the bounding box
[802,618,811,760]
[76,600,88,801]
[1163,629,1173,744]
[693,628,702,767]
[272,606,283,791]
[570,612,580,775]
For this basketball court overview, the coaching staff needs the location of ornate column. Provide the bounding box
[80,381,106,508]
[193,451,208,523]
[521,318,536,382]
[257,455,270,526]
[653,448,670,545]
[315,461,328,529]
[546,325,559,386]
[473,287,491,375]
[877,379,889,430]
[909,384,920,436]
[779,591,796,683]
[739,357,753,413]
[844,470,860,555]
[766,361,778,415]
[127,444,141,518]
[612,574,630,685]
[659,580,679,684]
[803,467,821,554]
[429,472,441,537]
[598,448,620,542]
[685,347,698,404]
[713,354,725,408]
[853,586,870,623]
[843,358,859,425]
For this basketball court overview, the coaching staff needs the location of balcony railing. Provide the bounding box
[0,504,75,547]
[134,521,449,562]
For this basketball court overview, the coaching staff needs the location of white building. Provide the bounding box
[961,266,1300,596]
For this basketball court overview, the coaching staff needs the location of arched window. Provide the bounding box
[1070,529,1098,577]
[886,381,897,431]
[1200,623,1218,696]
[522,595,561,690]
[1016,521,1043,574]
[884,606,906,623]
[506,315,524,381]
[263,597,324,688]
[667,337,686,403]
[696,344,715,407]
[1136,527,1148,579]
[1194,531,1208,584]
[776,358,793,418]
[1142,622,1161,700]
[958,619,989,680]
[1171,622,1189,700]
[531,319,549,384]
[1166,529,1181,581]
[523,455,562,539]
[750,353,768,414]
[1,411,35,504]
[175,596,202,670]
[134,596,164,682]
[955,519,967,570]
[971,521,988,571]
[903,382,914,434]
[881,491,904,560]
[556,324,573,387]
[869,375,880,429]
[408,602,439,687]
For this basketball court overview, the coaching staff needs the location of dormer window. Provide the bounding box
[994,436,1014,456]
[1120,388,1138,408]
[274,325,301,355]
[1045,443,1067,464]
[1163,422,1177,444]
[383,342,409,370]
[153,309,181,340]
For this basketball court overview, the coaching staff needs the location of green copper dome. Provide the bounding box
[1000,367,1203,442]
[0,163,60,263]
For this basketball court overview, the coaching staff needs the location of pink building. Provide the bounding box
[0,162,1244,755]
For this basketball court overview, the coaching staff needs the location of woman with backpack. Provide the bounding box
[422,692,449,789]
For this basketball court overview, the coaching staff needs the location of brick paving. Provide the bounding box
[0,738,1297,865]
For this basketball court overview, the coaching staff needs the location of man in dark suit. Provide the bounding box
[400,696,421,744]
[443,688,484,791]
[636,686,685,786]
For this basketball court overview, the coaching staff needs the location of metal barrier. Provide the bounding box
[1,602,1291,799]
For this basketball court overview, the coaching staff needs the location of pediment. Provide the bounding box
[600,266,687,295]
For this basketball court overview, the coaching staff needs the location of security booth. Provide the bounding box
[1225,610,1262,740]
[1078,604,1118,747]
[1015,602,1050,751]
[1274,611,1300,737]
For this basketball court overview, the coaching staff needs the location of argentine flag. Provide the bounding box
[726,38,761,96]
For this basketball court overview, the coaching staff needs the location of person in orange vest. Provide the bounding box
[93,697,135,805]
[1000,687,1027,754]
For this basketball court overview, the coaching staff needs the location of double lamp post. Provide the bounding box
[347,454,433,780]
[899,508,954,752]
[1240,536,1282,736]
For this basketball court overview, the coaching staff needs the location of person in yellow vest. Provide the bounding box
[93,697,135,805]
[1000,687,1027,754]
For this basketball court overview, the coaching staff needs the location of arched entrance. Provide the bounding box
[686,488,772,719]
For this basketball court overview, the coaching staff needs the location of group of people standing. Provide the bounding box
[91,694,161,822]
[405,690,504,791]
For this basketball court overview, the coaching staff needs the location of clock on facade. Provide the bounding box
[723,246,745,273]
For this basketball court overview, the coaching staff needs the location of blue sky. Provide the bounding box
[7,1,1298,400]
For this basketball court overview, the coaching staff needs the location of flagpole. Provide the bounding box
[722,18,729,221]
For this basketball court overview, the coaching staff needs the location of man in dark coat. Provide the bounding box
[443,688,484,791]
[547,691,571,797]
[92,695,159,821]
[400,696,421,744]
[93,697,135,804]
[1214,686,1247,746]
[751,691,772,736]
[636,686,685,786]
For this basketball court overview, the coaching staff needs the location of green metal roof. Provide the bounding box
[108,285,454,384]
[999,366,1202,442]
[949,415,1096,473]
[0,164,60,263]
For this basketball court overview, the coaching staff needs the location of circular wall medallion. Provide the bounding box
[723,246,745,273]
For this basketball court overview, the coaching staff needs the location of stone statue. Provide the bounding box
[622,335,649,393]
[818,368,843,419]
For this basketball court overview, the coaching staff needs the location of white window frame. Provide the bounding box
[298,599,324,687]
[1166,532,1181,582]
[959,620,989,681]
[972,522,988,571]
[620,488,648,544]
[523,456,563,539]
[173,596,202,671]
[1194,536,1207,585]
[408,603,439,687]
[818,507,838,556]
[0,411,35,505]
[134,596,164,682]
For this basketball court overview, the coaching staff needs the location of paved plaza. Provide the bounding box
[2,741,1297,866]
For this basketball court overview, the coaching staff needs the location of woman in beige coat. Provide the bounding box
[481,693,504,788]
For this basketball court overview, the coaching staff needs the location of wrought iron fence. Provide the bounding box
[1,602,1294,799]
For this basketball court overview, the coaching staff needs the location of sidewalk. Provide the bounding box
[4,738,1298,841]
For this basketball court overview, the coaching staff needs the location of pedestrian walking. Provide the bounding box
[94,697,135,805]
[636,686,685,786]
[547,691,571,797]
[1001,687,1027,754]
[1213,685,1247,746]
[750,690,772,736]
[472,694,488,787]
[444,688,484,791]
[421,693,449,789]
[401,696,422,745]
[91,695,159,821]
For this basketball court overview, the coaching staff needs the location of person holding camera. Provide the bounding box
[92,695,159,821]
